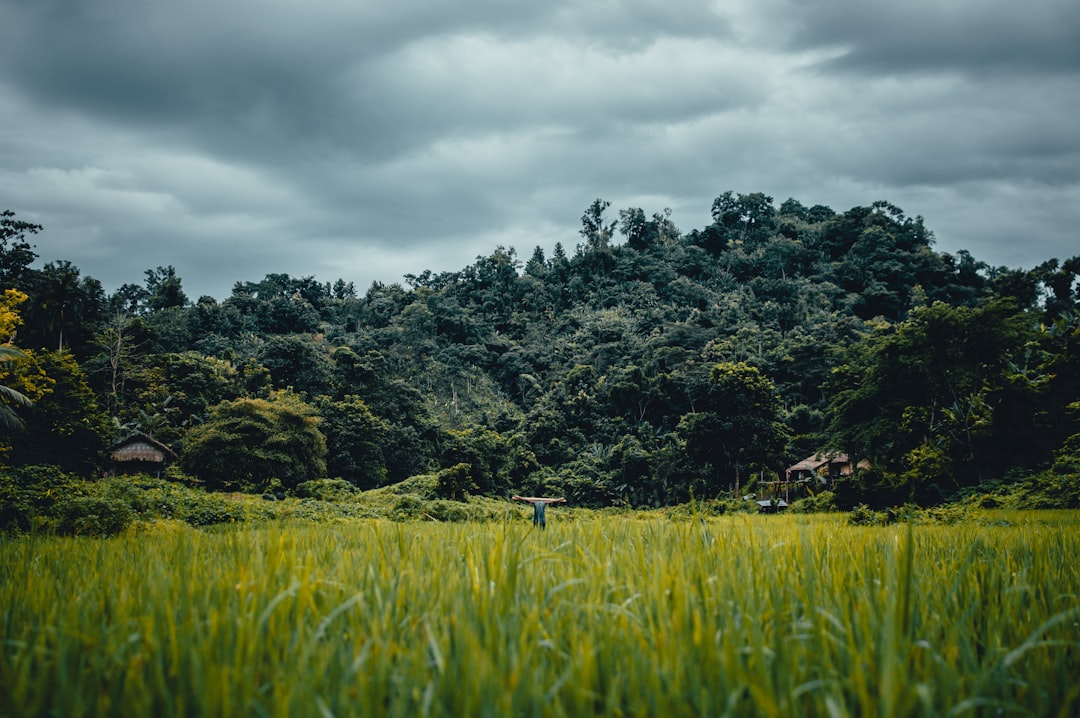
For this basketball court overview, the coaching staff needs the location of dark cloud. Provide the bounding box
[1,0,1076,300]
[784,0,1080,75]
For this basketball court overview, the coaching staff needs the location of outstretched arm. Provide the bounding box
[512,496,566,504]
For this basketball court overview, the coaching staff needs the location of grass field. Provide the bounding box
[2,510,1078,716]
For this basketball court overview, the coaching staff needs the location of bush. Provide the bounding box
[387,473,439,500]
[1009,472,1080,510]
[848,502,972,526]
[435,463,477,500]
[295,478,360,502]
[55,496,134,537]
[175,493,247,527]
[789,491,837,514]
[426,500,471,522]
[393,494,425,520]
[848,504,889,526]
[0,465,80,533]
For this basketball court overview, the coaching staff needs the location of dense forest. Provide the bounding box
[2,194,1079,510]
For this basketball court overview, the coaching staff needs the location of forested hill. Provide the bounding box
[2,194,1079,509]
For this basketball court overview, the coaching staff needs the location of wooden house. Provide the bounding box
[109,433,178,477]
[756,453,868,505]
[785,453,862,486]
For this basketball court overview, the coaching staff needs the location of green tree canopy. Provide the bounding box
[315,395,388,489]
[824,300,1041,502]
[2,350,111,474]
[0,210,41,288]
[181,393,326,492]
[678,361,789,496]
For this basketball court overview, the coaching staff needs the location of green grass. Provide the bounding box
[2,511,1078,716]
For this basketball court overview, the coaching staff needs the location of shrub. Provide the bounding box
[175,493,247,527]
[295,478,360,502]
[54,495,134,537]
[848,502,971,526]
[387,473,439,499]
[426,500,471,522]
[434,463,477,500]
[789,490,837,514]
[0,465,80,533]
[392,494,425,520]
[848,504,889,526]
[181,395,326,492]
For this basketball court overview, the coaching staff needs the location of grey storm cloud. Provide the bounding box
[783,0,1080,75]
[1,0,1077,300]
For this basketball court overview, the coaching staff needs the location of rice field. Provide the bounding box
[2,511,1078,717]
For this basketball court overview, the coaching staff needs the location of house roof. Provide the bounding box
[110,432,178,463]
[787,452,850,473]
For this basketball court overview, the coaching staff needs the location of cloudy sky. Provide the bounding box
[2,0,1077,301]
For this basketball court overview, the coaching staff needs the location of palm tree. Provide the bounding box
[37,261,83,351]
[0,345,32,432]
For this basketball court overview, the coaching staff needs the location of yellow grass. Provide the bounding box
[2,510,1078,716]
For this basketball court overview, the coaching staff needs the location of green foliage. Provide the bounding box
[18,260,105,356]
[824,299,1063,503]
[0,210,41,287]
[2,349,112,474]
[976,435,1080,510]
[0,344,33,434]
[434,462,478,500]
[789,490,837,513]
[848,504,890,526]
[258,334,333,396]
[0,465,78,533]
[181,394,326,492]
[679,361,789,494]
[294,478,360,502]
[173,492,249,526]
[315,395,388,489]
[54,495,134,536]
[663,496,760,518]
[847,502,973,526]
[4,201,1079,512]
[440,427,516,496]
[143,265,188,312]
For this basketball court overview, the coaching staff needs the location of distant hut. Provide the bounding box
[785,453,866,487]
[109,433,178,477]
[758,453,870,505]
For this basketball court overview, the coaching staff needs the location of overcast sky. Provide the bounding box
[2,0,1077,301]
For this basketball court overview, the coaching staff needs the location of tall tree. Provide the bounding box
[144,266,189,312]
[580,198,616,251]
[21,261,105,355]
[258,335,333,396]
[678,361,788,497]
[315,395,388,489]
[0,210,41,288]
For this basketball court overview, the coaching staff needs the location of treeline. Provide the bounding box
[1,196,1078,509]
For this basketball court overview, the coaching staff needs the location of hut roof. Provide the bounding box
[110,433,178,463]
[787,452,850,473]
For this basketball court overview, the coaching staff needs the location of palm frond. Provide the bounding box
[0,344,31,432]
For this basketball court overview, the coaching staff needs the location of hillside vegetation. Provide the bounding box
[1,195,1079,517]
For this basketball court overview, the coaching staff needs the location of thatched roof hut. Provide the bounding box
[110,433,177,476]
